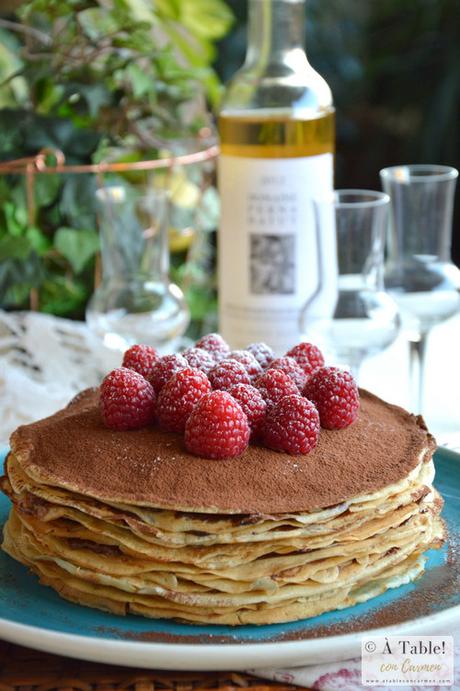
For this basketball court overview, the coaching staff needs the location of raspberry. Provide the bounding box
[122,344,159,379]
[228,383,267,437]
[228,350,262,380]
[149,354,188,393]
[100,367,156,431]
[254,368,298,410]
[182,347,215,374]
[208,359,251,391]
[262,394,320,455]
[157,368,211,432]
[246,342,275,369]
[195,333,230,362]
[185,391,250,459]
[303,366,360,430]
[268,356,307,391]
[286,342,325,378]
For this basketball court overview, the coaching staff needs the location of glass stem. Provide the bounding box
[409,334,428,414]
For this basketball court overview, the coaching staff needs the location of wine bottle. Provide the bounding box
[218,0,334,352]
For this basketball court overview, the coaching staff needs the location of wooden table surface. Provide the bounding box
[0,639,310,691]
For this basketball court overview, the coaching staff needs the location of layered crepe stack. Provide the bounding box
[1,388,444,625]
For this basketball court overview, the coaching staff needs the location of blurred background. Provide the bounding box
[0,0,459,334]
[216,0,460,262]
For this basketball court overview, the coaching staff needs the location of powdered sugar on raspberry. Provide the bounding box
[255,368,299,410]
[185,390,250,459]
[286,341,325,378]
[246,342,275,369]
[122,344,159,380]
[182,346,215,374]
[149,354,188,393]
[208,359,251,391]
[156,367,211,432]
[228,350,262,380]
[262,394,320,455]
[100,367,156,431]
[269,356,307,391]
[228,383,267,437]
[195,333,230,362]
[304,366,360,430]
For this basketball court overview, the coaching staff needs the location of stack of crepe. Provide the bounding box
[1,389,444,625]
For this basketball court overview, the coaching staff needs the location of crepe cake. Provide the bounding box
[1,387,444,625]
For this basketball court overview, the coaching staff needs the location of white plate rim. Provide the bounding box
[0,603,459,670]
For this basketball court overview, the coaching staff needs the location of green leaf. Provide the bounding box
[179,0,234,41]
[195,186,220,231]
[78,8,119,40]
[126,63,154,99]
[3,201,24,237]
[75,83,112,120]
[162,22,214,66]
[13,203,28,229]
[153,0,181,20]
[8,183,27,211]
[185,284,217,322]
[0,235,32,261]
[25,226,51,255]
[0,109,101,160]
[0,29,27,107]
[202,72,223,107]
[123,0,156,24]
[19,0,73,19]
[1,280,32,310]
[35,79,64,114]
[39,274,88,316]
[59,175,97,229]
[54,227,99,273]
[34,173,61,208]
[0,254,43,308]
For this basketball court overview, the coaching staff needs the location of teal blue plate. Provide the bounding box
[0,448,459,670]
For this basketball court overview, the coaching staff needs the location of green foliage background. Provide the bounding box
[0,0,232,320]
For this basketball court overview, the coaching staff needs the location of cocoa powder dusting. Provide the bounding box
[288,529,459,641]
[11,388,434,514]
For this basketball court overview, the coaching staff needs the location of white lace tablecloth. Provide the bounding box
[0,309,458,690]
[0,310,120,447]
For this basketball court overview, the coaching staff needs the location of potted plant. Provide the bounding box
[0,0,232,334]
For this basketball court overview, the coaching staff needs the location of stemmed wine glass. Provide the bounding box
[300,190,400,380]
[380,165,460,413]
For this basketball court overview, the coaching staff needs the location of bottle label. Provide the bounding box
[218,152,334,352]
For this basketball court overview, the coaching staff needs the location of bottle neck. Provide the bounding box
[245,0,307,68]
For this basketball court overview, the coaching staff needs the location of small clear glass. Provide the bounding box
[300,190,400,380]
[86,184,190,352]
[380,164,460,412]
